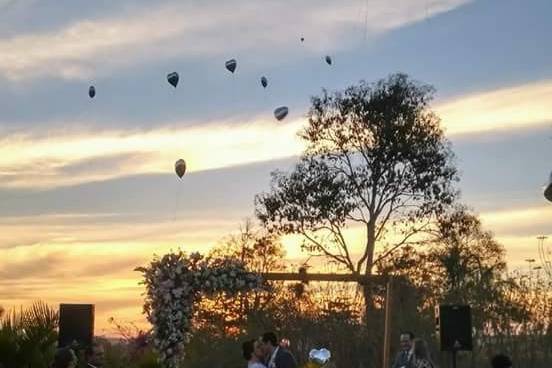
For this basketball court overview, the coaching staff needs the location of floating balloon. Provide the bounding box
[167,72,179,88]
[88,86,95,98]
[274,106,289,121]
[225,59,237,73]
[261,76,268,88]
[300,37,305,42]
[545,171,552,202]
[325,56,332,65]
[175,159,186,179]
[309,348,331,367]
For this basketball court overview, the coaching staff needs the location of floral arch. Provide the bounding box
[136,251,264,368]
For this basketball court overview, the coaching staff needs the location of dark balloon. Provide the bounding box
[300,37,304,42]
[225,59,237,73]
[167,72,179,88]
[545,171,552,202]
[175,159,187,179]
[325,55,332,65]
[261,76,268,88]
[274,106,289,121]
[88,86,95,98]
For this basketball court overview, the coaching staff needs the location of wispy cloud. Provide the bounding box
[2,78,551,189]
[479,205,552,237]
[0,0,471,80]
[436,80,552,135]
[0,118,303,188]
[0,212,244,251]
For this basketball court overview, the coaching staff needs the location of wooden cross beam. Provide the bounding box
[261,272,386,284]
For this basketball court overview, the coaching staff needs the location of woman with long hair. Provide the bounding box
[411,338,437,368]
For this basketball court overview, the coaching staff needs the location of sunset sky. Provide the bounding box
[1,0,551,334]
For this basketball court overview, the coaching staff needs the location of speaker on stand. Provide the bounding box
[435,305,472,368]
[58,304,95,351]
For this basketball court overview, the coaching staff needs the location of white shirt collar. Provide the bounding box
[269,346,280,366]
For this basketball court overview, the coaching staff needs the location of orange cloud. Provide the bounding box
[0,118,303,189]
[435,80,552,135]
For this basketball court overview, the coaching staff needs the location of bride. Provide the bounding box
[242,339,267,368]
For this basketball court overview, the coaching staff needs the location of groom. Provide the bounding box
[260,332,297,368]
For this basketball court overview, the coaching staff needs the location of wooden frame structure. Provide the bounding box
[262,272,397,368]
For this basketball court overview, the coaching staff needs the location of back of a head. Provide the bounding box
[53,347,76,368]
[401,331,415,340]
[242,340,255,361]
[262,331,278,347]
[413,338,438,367]
[413,338,429,360]
[491,354,512,368]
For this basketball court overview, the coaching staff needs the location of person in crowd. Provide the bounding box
[392,331,414,368]
[410,338,437,368]
[52,347,77,368]
[259,331,297,368]
[86,340,105,367]
[243,339,267,368]
[491,354,512,368]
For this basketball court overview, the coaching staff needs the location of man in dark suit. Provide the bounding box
[260,332,297,368]
[391,331,414,368]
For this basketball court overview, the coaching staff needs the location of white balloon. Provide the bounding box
[309,348,331,366]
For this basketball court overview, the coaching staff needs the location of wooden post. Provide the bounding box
[382,277,393,368]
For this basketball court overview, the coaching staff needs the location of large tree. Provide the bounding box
[378,208,534,367]
[194,222,286,336]
[255,73,458,312]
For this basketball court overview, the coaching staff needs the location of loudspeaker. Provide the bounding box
[58,304,95,349]
[435,304,472,351]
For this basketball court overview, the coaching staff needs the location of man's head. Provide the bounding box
[53,347,77,368]
[260,331,278,355]
[88,340,105,367]
[491,354,512,368]
[399,331,415,351]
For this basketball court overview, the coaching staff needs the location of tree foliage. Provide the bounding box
[0,301,59,368]
[256,73,458,277]
[377,207,552,366]
[194,222,286,336]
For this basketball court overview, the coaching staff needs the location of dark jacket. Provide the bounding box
[270,347,297,368]
[392,350,412,368]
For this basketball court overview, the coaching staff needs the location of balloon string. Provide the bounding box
[364,0,369,42]
[264,87,270,111]
[173,180,181,222]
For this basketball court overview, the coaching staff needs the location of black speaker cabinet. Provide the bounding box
[58,304,95,349]
[435,304,472,351]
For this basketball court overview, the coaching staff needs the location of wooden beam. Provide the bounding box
[261,272,386,284]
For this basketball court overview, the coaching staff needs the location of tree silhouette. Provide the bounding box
[255,73,458,315]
